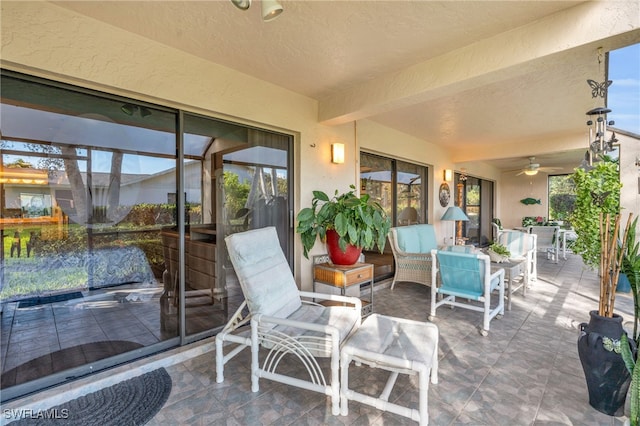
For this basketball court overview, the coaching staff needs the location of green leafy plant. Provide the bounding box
[296,185,391,259]
[489,242,510,257]
[570,157,622,269]
[623,217,640,346]
[621,332,639,426]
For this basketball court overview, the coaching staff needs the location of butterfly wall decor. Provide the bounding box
[587,79,613,98]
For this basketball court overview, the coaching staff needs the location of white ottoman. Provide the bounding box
[340,314,439,425]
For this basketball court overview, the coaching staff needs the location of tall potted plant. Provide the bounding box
[296,185,391,265]
[576,210,634,416]
[571,156,636,416]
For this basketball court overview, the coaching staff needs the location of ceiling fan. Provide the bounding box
[515,157,561,176]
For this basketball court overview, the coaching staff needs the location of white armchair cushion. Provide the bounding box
[225,227,302,320]
[268,303,360,357]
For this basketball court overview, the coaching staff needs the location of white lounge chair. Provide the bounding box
[215,226,361,415]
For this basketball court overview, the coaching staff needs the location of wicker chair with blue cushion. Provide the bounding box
[429,249,505,336]
[215,226,361,415]
[388,224,438,290]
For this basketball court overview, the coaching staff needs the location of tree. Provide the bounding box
[223,172,250,216]
[549,174,576,222]
[5,158,33,168]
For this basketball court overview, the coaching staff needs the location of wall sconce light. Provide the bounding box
[262,0,283,21]
[230,0,251,10]
[443,169,453,182]
[230,0,283,21]
[331,143,345,164]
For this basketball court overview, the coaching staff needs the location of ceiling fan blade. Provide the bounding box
[539,167,562,172]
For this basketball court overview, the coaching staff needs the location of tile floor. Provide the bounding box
[147,253,633,425]
[5,252,635,425]
[0,284,238,388]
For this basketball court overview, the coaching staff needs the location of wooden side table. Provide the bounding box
[312,256,374,317]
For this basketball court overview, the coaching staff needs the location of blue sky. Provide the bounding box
[608,43,640,135]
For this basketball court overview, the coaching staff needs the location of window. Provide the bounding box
[455,173,494,246]
[360,152,429,281]
[548,174,576,225]
[608,43,640,136]
[360,153,429,227]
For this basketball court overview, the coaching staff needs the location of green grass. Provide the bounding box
[1,225,163,302]
[2,229,33,258]
[1,263,87,301]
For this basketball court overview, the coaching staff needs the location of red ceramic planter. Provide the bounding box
[325,229,362,265]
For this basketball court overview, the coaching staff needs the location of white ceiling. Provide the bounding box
[53,0,640,171]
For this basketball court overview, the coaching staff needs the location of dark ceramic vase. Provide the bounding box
[577,310,632,416]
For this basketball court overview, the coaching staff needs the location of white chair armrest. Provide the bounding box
[490,268,505,282]
[253,313,341,338]
[299,291,361,306]
[299,291,362,316]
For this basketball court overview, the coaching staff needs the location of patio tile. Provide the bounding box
[4,252,637,425]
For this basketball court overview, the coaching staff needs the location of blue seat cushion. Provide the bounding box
[436,250,488,300]
[395,224,437,254]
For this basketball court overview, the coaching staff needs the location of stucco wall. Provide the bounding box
[619,132,640,235]
[3,1,637,287]
[1,1,467,288]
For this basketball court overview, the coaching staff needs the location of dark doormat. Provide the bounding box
[1,340,144,387]
[12,368,172,425]
[17,292,83,308]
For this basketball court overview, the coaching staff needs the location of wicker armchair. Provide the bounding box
[388,224,438,290]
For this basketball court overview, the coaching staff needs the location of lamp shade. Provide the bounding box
[441,206,469,221]
[231,0,251,10]
[262,0,283,21]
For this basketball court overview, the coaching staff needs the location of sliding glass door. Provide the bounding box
[0,71,294,400]
[0,72,179,400]
[454,173,494,246]
[360,152,429,280]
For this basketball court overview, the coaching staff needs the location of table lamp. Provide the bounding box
[441,206,469,245]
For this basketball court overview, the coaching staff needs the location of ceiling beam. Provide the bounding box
[318,1,640,126]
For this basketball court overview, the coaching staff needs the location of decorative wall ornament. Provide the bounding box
[581,48,618,170]
[439,182,450,207]
[520,197,541,205]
